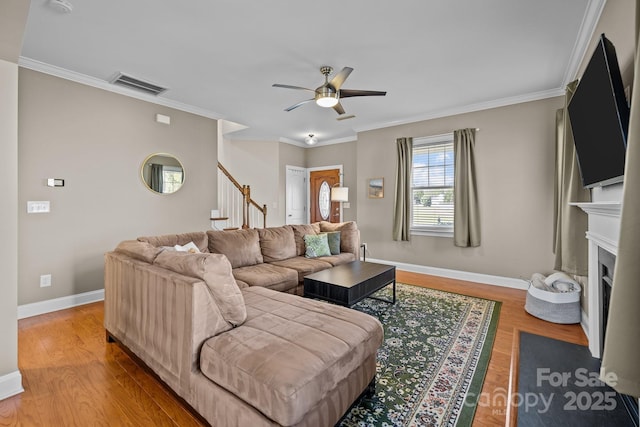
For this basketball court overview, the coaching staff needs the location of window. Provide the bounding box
[162,166,184,194]
[411,134,454,236]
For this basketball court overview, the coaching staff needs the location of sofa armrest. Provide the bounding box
[104,251,228,397]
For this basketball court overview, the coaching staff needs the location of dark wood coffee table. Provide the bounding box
[303,261,396,307]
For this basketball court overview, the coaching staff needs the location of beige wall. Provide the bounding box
[219,139,281,226]
[306,141,358,222]
[0,0,30,392]
[18,69,218,305]
[357,97,563,280]
[0,59,20,382]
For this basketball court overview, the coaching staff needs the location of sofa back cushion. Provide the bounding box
[319,221,360,257]
[291,224,318,256]
[154,251,247,327]
[137,231,209,253]
[257,226,297,262]
[207,229,263,268]
[115,240,163,264]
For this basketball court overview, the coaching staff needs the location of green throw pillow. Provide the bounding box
[322,231,341,255]
[304,234,331,258]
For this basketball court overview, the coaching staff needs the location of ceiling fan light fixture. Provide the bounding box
[316,94,339,108]
[315,85,339,108]
[304,134,318,145]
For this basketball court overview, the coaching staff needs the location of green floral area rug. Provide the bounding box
[338,283,501,427]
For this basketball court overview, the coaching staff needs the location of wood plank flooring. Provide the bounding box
[0,271,587,426]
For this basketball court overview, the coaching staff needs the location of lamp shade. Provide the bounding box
[331,186,349,202]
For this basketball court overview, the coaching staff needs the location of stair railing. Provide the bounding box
[217,162,267,229]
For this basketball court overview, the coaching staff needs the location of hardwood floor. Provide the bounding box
[0,271,587,426]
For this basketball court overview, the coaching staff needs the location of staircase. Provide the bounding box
[216,162,267,229]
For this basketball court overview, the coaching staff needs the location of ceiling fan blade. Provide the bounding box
[340,89,387,98]
[284,99,314,111]
[329,67,353,90]
[273,84,315,92]
[333,102,346,115]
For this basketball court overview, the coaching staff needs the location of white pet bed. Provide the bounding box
[525,272,581,324]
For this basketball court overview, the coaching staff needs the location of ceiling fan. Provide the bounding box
[273,66,386,115]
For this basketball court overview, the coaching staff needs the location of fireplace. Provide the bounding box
[599,246,615,355]
[572,201,621,358]
[574,201,639,425]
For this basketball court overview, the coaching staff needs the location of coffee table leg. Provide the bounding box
[393,280,396,304]
[366,280,396,305]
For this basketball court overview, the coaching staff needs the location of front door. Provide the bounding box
[309,169,341,223]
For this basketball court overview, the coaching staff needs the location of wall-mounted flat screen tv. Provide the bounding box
[568,34,629,188]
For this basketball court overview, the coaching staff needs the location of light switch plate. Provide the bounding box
[27,201,50,213]
[40,274,52,288]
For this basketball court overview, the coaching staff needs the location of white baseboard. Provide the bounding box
[14,260,527,319]
[0,370,24,400]
[367,257,530,290]
[18,289,105,320]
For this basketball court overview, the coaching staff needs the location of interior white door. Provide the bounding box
[285,166,306,225]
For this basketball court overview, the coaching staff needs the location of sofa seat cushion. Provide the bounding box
[317,252,356,266]
[232,263,298,293]
[269,256,333,282]
[199,287,383,426]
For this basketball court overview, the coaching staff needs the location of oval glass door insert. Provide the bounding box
[319,181,331,220]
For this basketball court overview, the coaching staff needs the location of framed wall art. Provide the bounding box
[368,177,384,199]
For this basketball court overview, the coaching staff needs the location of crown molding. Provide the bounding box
[354,87,565,133]
[562,0,607,86]
[21,0,606,146]
[278,134,357,148]
[18,57,225,120]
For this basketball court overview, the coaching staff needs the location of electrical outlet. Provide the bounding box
[362,242,368,252]
[40,274,52,288]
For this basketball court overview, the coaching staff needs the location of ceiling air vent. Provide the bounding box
[110,73,167,96]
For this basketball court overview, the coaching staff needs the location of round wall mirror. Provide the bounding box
[141,153,185,194]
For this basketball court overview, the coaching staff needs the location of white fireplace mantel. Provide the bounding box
[571,201,621,217]
[570,201,621,358]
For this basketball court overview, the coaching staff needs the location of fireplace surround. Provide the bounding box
[571,201,621,358]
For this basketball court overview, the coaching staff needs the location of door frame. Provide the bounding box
[306,164,343,223]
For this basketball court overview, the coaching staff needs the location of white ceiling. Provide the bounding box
[20,0,603,146]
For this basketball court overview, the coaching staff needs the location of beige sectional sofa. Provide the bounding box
[104,221,382,427]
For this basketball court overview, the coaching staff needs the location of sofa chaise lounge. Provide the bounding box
[104,222,384,426]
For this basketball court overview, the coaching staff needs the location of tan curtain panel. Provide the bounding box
[392,137,412,241]
[552,82,590,276]
[601,0,640,398]
[453,128,480,247]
